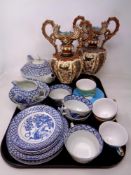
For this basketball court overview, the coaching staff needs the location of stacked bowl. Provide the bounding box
[6,105,68,165]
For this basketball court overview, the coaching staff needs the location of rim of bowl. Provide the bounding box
[76,79,96,91]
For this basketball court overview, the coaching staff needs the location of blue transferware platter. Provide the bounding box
[64,124,103,156]
[6,117,68,164]
[7,105,63,151]
[73,88,105,103]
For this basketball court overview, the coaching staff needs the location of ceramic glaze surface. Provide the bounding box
[6,117,68,164]
[76,79,96,91]
[93,98,117,120]
[64,95,92,114]
[99,121,128,147]
[73,88,105,103]
[7,105,63,151]
[18,112,55,144]
[49,84,72,100]
[64,124,103,163]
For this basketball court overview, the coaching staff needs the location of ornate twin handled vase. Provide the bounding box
[41,20,83,84]
[73,16,120,74]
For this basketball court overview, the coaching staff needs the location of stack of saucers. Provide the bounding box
[6,105,68,165]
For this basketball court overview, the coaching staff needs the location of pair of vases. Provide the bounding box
[42,16,120,84]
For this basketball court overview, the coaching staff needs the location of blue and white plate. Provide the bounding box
[6,117,68,164]
[7,105,63,151]
[73,88,105,103]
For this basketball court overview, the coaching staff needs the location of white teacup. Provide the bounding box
[93,98,117,121]
[99,121,128,147]
[64,124,103,163]
[76,79,96,97]
[99,121,128,156]
[60,95,92,120]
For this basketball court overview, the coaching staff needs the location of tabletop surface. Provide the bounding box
[0,70,131,175]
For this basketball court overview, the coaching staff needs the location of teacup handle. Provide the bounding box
[116,147,125,157]
[58,105,72,118]
[102,17,120,47]
[41,20,58,53]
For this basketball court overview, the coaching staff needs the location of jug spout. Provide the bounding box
[27,55,34,62]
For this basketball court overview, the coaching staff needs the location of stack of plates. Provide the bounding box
[6,105,69,165]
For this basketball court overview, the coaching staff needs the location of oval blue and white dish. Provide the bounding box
[49,84,72,101]
[73,88,105,103]
[6,117,69,164]
[7,105,63,151]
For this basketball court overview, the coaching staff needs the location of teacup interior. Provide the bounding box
[65,130,100,159]
[49,88,71,100]
[76,79,96,91]
[17,81,37,91]
[99,121,128,147]
[93,98,117,119]
[64,100,89,113]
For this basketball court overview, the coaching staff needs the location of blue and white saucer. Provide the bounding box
[6,117,68,164]
[73,88,105,103]
[7,105,63,151]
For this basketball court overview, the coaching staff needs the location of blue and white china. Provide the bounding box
[93,98,117,121]
[49,84,72,102]
[6,117,68,165]
[76,79,96,97]
[73,87,105,103]
[9,80,50,109]
[7,105,63,151]
[64,124,103,164]
[7,117,68,155]
[59,95,92,120]
[21,55,55,84]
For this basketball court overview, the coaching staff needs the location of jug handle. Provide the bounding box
[73,15,85,28]
[101,17,120,47]
[41,20,58,53]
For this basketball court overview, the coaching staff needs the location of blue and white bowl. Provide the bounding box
[64,124,103,164]
[21,55,55,84]
[59,95,92,121]
[7,105,63,152]
[49,84,72,102]
[6,117,68,165]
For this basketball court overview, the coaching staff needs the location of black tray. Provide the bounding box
[1,74,126,168]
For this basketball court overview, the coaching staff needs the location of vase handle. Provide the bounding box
[102,17,120,47]
[41,20,58,53]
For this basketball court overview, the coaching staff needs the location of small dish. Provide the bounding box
[93,98,117,121]
[99,121,128,147]
[64,124,103,164]
[49,84,72,102]
[76,79,96,97]
[7,105,63,152]
[73,87,105,103]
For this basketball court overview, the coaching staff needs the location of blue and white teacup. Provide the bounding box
[59,95,92,121]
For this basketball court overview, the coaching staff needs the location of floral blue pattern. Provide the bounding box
[7,105,63,151]
[6,117,69,164]
[50,84,72,94]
